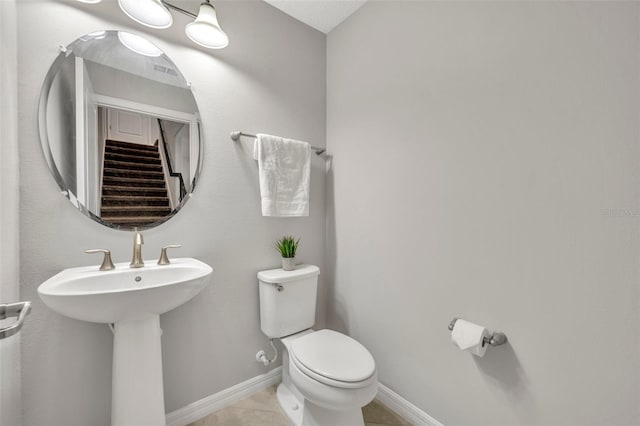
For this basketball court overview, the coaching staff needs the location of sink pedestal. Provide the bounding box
[112,315,165,426]
[37,258,214,426]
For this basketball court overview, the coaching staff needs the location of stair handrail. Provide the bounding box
[157,119,187,201]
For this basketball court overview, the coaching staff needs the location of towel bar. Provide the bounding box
[0,301,32,340]
[230,131,326,155]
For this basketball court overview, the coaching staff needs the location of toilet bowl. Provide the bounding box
[257,265,378,426]
[279,329,378,426]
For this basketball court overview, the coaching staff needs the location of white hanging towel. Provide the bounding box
[253,133,311,216]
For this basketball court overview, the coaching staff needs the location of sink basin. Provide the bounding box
[38,257,213,426]
[38,257,212,323]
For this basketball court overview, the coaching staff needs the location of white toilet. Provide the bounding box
[258,264,378,426]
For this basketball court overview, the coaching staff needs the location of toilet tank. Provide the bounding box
[258,264,320,338]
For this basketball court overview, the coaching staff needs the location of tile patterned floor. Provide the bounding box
[188,385,411,426]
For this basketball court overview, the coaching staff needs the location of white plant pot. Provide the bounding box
[282,257,296,271]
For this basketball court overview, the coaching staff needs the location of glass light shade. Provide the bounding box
[118,32,163,57]
[185,2,229,49]
[76,0,103,3]
[86,30,106,39]
[118,0,173,29]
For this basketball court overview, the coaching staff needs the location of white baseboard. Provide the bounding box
[165,368,441,426]
[165,366,283,426]
[376,383,443,426]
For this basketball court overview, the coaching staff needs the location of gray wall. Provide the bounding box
[327,2,639,425]
[18,1,325,425]
[85,60,198,114]
[0,0,22,425]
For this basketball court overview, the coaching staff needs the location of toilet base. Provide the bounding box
[277,382,365,426]
[277,382,303,425]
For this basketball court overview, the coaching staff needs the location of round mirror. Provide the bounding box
[39,30,202,230]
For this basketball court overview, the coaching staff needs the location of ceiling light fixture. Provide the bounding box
[185,1,229,49]
[100,0,228,49]
[118,31,164,57]
[78,0,228,49]
[118,0,173,29]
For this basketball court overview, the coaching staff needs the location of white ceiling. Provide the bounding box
[263,0,368,34]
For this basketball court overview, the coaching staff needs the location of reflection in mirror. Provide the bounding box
[39,30,202,230]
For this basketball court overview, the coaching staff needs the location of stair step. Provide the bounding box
[101,207,172,217]
[101,206,171,216]
[102,176,167,187]
[101,216,167,225]
[101,185,168,196]
[103,168,165,179]
[106,139,158,152]
[104,152,162,165]
[104,159,163,172]
[101,195,170,207]
[105,145,160,159]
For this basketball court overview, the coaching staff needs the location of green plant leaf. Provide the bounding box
[274,235,299,258]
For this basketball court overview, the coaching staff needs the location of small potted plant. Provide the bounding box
[274,235,299,271]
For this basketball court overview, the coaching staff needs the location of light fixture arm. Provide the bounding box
[161,0,198,19]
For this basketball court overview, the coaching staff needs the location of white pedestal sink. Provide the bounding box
[38,258,213,426]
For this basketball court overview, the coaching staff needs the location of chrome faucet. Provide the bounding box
[130,232,144,268]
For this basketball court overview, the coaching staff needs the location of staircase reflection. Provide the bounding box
[100,139,171,227]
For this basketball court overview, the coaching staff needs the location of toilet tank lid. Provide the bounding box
[257,264,320,284]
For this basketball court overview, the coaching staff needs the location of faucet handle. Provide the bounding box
[85,249,115,271]
[158,245,181,265]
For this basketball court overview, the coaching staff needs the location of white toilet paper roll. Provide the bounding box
[451,319,490,357]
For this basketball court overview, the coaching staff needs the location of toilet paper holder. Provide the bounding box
[448,318,508,347]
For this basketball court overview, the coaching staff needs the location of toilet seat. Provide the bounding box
[290,329,376,389]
